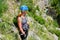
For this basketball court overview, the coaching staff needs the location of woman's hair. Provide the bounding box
[17,11,26,17]
[18,13,22,17]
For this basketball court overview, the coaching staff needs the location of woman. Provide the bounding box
[17,5,29,40]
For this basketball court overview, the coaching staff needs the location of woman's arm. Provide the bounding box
[17,17,25,34]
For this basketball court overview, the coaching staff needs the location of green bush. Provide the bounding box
[0,22,12,34]
[28,36,35,40]
[53,21,59,27]
[49,0,58,7]
[28,12,45,24]
[0,0,8,17]
[48,27,60,37]
[34,15,45,24]
[49,0,60,14]
[58,36,60,40]
[50,0,60,27]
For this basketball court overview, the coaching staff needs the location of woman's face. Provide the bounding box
[22,11,27,16]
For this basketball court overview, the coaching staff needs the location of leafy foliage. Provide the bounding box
[28,12,45,24]
[49,0,60,27]
[49,0,60,15]
[0,0,8,17]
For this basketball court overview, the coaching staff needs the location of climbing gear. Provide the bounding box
[20,5,28,11]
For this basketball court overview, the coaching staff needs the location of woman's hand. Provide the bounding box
[22,31,25,35]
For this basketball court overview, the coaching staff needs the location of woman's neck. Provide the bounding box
[21,14,26,18]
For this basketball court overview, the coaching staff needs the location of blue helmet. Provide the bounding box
[20,5,28,11]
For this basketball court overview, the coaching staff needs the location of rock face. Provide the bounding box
[34,0,48,11]
[0,0,60,40]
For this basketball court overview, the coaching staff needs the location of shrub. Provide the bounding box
[0,0,8,17]
[28,12,45,24]
[50,0,60,27]
[53,21,59,27]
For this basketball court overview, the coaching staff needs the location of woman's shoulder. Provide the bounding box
[17,16,22,19]
[17,16,22,22]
